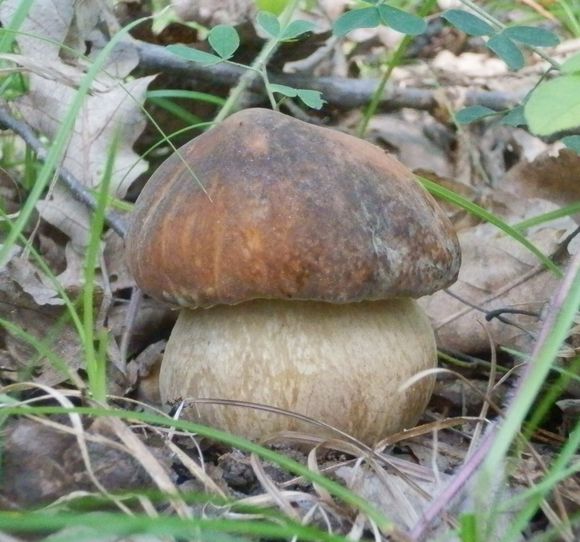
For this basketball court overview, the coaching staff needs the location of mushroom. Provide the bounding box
[126,108,460,445]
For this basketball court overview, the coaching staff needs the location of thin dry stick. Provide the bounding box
[518,0,557,21]
[437,264,546,329]
[0,103,127,238]
[134,40,528,113]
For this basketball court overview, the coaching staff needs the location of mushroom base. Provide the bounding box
[160,298,437,445]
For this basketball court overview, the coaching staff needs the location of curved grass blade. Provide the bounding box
[418,176,562,277]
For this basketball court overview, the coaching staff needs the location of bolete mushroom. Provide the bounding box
[126,108,460,445]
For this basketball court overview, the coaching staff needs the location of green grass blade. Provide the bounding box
[0,15,151,267]
[503,421,580,540]
[418,176,562,277]
[0,404,394,532]
[479,258,580,538]
[0,510,349,541]
[0,208,84,340]
[82,136,118,402]
[147,96,202,125]
[0,0,33,53]
[0,317,76,383]
[514,202,580,231]
[146,89,226,106]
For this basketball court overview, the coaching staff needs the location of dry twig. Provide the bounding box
[0,103,128,238]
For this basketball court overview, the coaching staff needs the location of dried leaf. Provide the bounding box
[4,305,84,386]
[0,0,153,249]
[369,112,453,177]
[421,215,574,354]
[502,149,580,219]
[7,256,63,306]
[26,75,153,247]
[335,464,447,530]
[1,417,162,508]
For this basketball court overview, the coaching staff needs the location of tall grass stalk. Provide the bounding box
[0,0,33,53]
[82,137,119,403]
[478,254,580,539]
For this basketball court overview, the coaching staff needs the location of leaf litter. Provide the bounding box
[0,1,578,541]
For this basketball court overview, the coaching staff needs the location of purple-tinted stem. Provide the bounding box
[408,424,496,540]
[409,249,579,540]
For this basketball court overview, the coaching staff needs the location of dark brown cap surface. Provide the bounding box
[126,108,460,308]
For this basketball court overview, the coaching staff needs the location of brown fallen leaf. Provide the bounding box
[335,464,446,531]
[369,112,454,178]
[0,0,153,252]
[4,304,85,387]
[420,215,575,354]
[1,417,162,508]
[502,149,580,222]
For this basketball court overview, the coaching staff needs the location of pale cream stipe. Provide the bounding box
[160,298,436,445]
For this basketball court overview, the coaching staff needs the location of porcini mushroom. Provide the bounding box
[126,108,460,445]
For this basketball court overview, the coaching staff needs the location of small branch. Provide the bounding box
[134,40,527,113]
[0,104,127,238]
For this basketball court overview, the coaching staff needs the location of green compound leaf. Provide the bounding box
[208,24,240,59]
[333,7,380,37]
[501,105,527,127]
[441,9,495,37]
[455,105,498,124]
[256,10,281,38]
[562,135,580,154]
[270,84,326,110]
[487,33,525,70]
[503,25,559,47]
[562,52,580,74]
[525,75,580,135]
[270,83,298,97]
[166,44,223,66]
[295,89,326,109]
[280,19,316,40]
[377,5,426,36]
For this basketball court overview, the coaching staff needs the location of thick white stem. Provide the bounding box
[160,298,436,444]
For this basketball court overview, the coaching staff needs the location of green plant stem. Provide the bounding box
[357,40,407,138]
[214,0,301,123]
[83,137,117,403]
[438,350,509,374]
[358,0,437,138]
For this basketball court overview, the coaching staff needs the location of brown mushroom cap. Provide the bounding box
[126,108,460,308]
